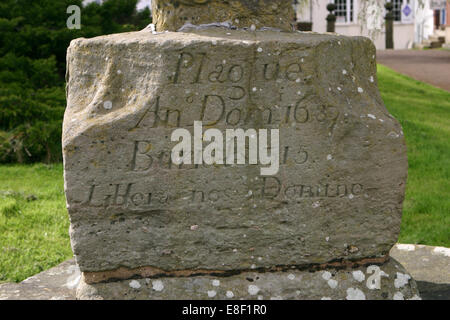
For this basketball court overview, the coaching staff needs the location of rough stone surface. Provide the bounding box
[76,258,420,300]
[390,244,450,300]
[391,244,450,284]
[2,245,448,300]
[152,0,295,32]
[0,259,79,300]
[64,29,407,276]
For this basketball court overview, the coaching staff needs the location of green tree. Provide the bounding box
[0,0,151,163]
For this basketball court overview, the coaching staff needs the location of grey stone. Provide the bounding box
[390,244,450,300]
[151,0,295,32]
[63,29,407,276]
[76,258,420,300]
[4,244,449,300]
[390,244,450,284]
[0,259,79,300]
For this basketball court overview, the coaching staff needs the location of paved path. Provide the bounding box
[390,244,450,300]
[0,259,78,300]
[0,244,449,300]
[377,50,450,91]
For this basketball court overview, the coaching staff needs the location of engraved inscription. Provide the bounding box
[76,49,360,213]
[83,180,364,210]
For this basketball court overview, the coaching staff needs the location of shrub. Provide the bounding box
[0,0,152,163]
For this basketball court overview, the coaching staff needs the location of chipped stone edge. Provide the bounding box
[83,255,390,284]
[76,257,421,300]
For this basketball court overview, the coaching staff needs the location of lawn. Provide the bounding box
[377,64,450,247]
[0,164,71,283]
[0,65,449,283]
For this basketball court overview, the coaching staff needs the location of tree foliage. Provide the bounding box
[0,0,151,163]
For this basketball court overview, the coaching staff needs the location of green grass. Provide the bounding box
[0,163,71,283]
[378,64,450,247]
[0,65,449,283]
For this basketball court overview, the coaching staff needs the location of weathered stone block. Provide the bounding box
[76,258,420,300]
[152,0,295,32]
[63,29,407,278]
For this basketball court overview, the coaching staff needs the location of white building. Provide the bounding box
[84,0,150,10]
[295,0,439,49]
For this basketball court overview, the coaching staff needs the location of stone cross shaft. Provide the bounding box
[151,0,295,31]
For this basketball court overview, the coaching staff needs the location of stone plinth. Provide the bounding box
[76,258,420,300]
[151,0,295,31]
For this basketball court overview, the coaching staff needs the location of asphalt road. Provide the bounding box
[377,49,450,92]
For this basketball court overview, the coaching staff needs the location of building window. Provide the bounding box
[334,0,354,23]
[391,0,403,21]
[390,0,415,23]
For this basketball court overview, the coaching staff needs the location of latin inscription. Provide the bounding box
[129,140,308,172]
[132,94,340,129]
[81,49,352,212]
[83,180,364,210]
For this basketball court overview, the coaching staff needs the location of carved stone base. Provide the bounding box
[65,29,406,277]
[76,258,420,300]
[151,0,295,32]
